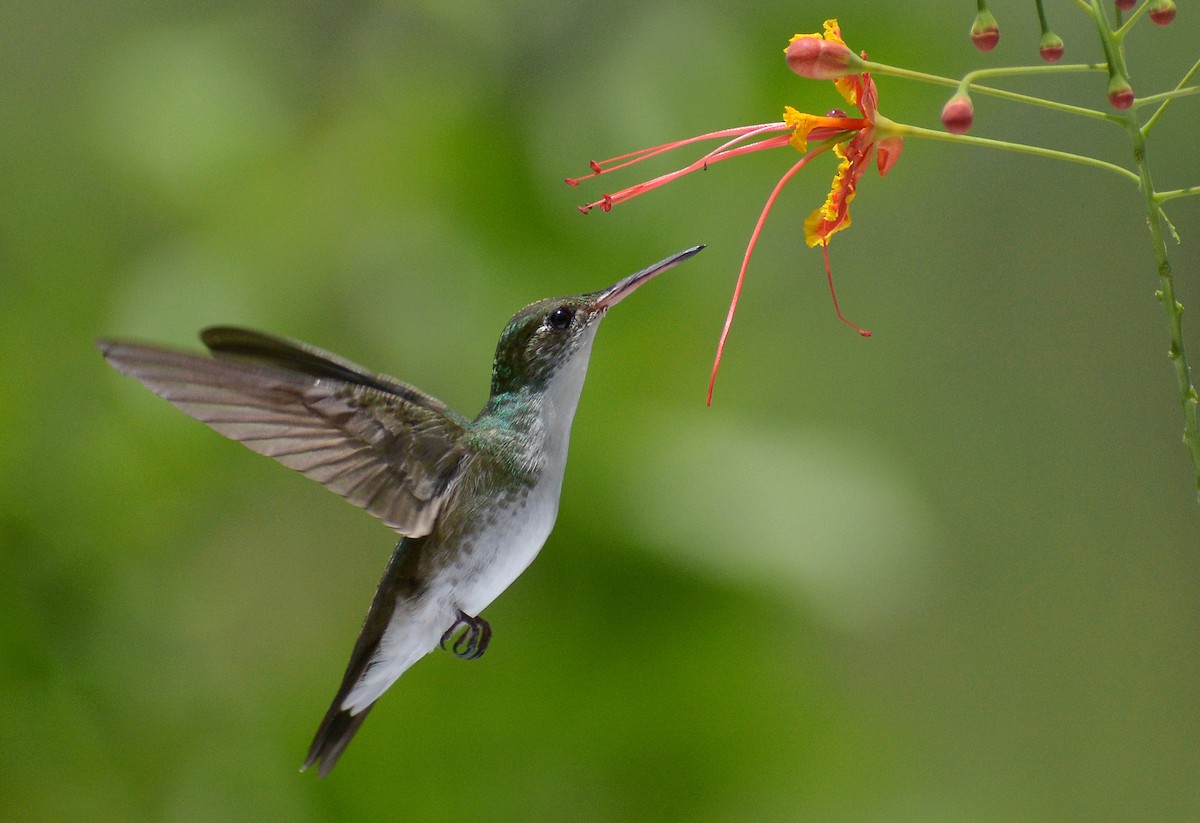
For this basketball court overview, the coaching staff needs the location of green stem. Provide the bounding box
[1156,186,1200,204]
[880,119,1142,186]
[1143,57,1200,136]
[1125,118,1200,495]
[1090,0,1133,94]
[1133,86,1200,109]
[1114,1,1151,38]
[1035,0,1052,35]
[862,60,1118,124]
[1086,0,1200,492]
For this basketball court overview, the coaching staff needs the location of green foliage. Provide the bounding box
[2,1,1197,820]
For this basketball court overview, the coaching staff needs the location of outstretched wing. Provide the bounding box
[97,330,471,537]
[199,326,457,414]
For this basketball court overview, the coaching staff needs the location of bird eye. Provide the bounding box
[547,307,574,330]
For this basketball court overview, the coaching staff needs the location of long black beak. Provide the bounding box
[592,245,705,311]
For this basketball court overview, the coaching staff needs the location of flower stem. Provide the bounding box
[1035,0,1052,34]
[1155,186,1200,204]
[1125,118,1200,495]
[1133,86,1200,109]
[1081,0,1200,492]
[1142,57,1200,136]
[1113,1,1151,38]
[1089,0,1135,100]
[862,60,1118,123]
[881,120,1141,186]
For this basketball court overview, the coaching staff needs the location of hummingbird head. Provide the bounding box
[488,246,704,399]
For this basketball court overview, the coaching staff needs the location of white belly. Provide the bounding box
[437,461,564,617]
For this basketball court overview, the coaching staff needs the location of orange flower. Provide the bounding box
[568,20,902,401]
[799,22,904,247]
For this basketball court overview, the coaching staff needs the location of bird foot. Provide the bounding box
[440,610,491,660]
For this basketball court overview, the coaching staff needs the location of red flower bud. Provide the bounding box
[940,95,975,134]
[1149,0,1177,25]
[785,35,860,80]
[1107,76,1134,110]
[1039,32,1065,62]
[970,10,1000,52]
[1114,0,1136,9]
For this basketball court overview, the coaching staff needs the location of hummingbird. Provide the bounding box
[97,245,703,776]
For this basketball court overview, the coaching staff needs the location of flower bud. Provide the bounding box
[1039,32,1064,62]
[940,95,975,134]
[970,9,1000,52]
[1114,0,1136,9]
[1107,76,1134,110]
[785,34,861,80]
[1149,0,1177,25]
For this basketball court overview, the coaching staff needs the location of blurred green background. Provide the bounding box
[3,1,1198,820]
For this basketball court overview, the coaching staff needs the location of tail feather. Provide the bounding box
[301,618,442,777]
[302,703,375,778]
[300,537,447,777]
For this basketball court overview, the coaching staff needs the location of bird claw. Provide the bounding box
[440,610,491,660]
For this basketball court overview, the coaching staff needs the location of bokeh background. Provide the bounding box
[3,1,1198,820]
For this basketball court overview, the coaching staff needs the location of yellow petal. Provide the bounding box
[803,208,826,247]
[783,106,819,152]
[834,74,861,107]
[822,19,845,46]
[805,144,856,247]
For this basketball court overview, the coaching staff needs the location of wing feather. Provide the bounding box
[97,336,470,537]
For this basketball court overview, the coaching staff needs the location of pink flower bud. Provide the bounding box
[1039,32,1064,62]
[785,35,860,80]
[1149,0,1176,25]
[1115,0,1136,9]
[1107,77,1134,110]
[970,10,1000,52]
[940,95,975,134]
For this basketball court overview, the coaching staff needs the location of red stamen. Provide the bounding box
[707,147,828,405]
[577,131,807,216]
[601,124,787,171]
[566,123,793,189]
[571,117,866,219]
[820,240,871,337]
